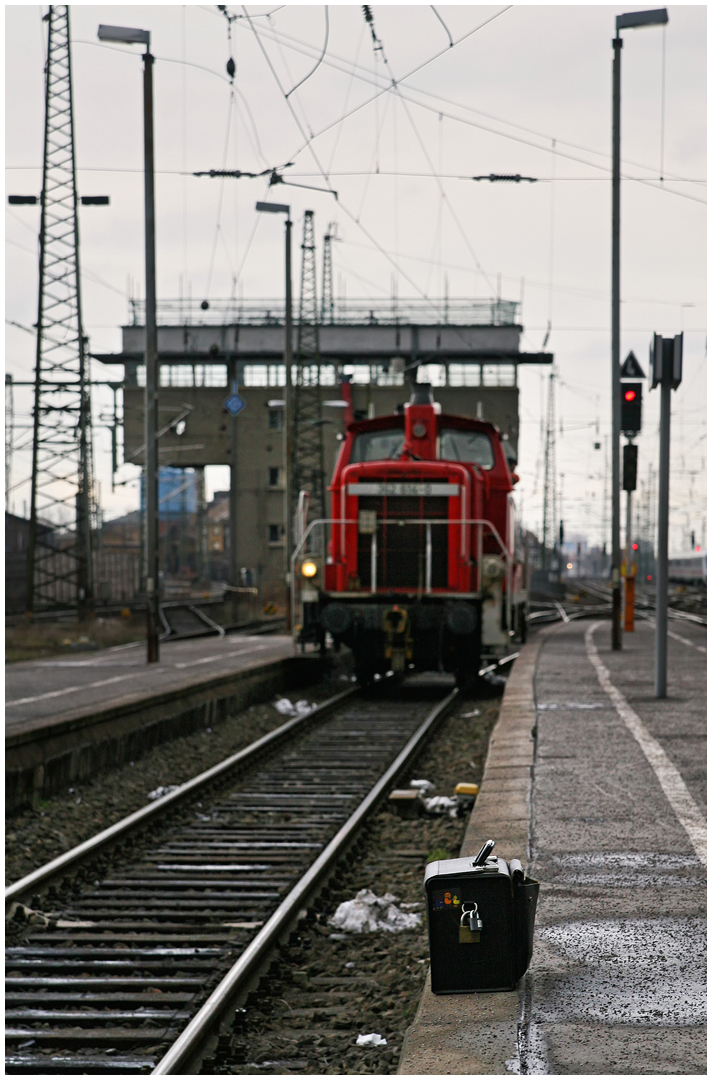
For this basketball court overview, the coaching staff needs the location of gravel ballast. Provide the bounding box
[207,686,502,1075]
[5,665,350,886]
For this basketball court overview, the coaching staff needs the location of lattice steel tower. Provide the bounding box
[293,211,326,528]
[321,223,336,325]
[541,370,557,571]
[27,5,95,614]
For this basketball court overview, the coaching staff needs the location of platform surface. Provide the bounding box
[400,616,706,1075]
[5,633,297,737]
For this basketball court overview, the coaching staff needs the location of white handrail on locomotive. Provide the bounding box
[290,517,514,646]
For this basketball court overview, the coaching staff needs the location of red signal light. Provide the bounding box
[695,545,701,552]
[624,389,636,401]
[632,543,638,550]
[647,575,652,581]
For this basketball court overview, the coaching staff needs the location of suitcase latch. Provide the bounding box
[459,902,483,943]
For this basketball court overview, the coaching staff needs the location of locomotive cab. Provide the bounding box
[299,384,527,685]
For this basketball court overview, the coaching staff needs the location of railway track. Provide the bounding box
[159,604,285,641]
[5,681,459,1075]
[529,579,706,628]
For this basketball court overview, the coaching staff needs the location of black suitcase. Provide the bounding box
[424,841,539,993]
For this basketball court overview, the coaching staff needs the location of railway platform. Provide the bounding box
[6,632,321,812]
[399,616,706,1075]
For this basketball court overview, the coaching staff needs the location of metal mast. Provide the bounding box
[6,374,14,510]
[321,223,335,325]
[293,210,326,531]
[541,370,557,572]
[26,5,95,614]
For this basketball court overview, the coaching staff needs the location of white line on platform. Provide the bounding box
[667,627,707,654]
[6,674,143,708]
[6,643,278,706]
[585,622,706,867]
[173,644,270,669]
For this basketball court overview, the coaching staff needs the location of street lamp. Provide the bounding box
[98,23,160,663]
[611,7,668,650]
[256,201,293,623]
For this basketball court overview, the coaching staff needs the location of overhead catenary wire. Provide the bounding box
[326,21,367,180]
[236,16,705,206]
[285,6,329,97]
[430,6,453,48]
[72,33,704,203]
[362,5,495,293]
[241,5,482,338]
[204,83,237,299]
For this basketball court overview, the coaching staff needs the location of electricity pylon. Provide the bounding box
[293,211,326,533]
[26,5,96,614]
[321,223,336,325]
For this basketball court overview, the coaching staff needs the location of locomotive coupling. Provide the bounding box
[383,605,411,673]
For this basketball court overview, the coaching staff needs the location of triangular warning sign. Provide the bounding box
[620,350,645,379]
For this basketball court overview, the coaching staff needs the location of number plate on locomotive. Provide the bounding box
[347,482,460,497]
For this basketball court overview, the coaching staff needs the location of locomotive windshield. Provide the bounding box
[439,429,495,469]
[351,429,405,462]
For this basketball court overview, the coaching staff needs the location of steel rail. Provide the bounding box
[5,685,358,905]
[545,580,706,627]
[152,686,460,1075]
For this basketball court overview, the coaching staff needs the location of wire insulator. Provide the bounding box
[226,56,235,79]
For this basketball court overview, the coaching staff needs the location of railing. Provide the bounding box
[290,518,513,641]
[128,296,520,329]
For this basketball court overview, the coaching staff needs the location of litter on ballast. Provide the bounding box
[147,785,180,801]
[273,697,315,717]
[460,708,481,718]
[6,903,49,927]
[330,888,422,933]
[356,1033,387,1047]
[409,778,435,794]
[422,795,461,819]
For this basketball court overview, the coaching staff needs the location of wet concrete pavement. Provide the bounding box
[523,618,706,1074]
[5,633,296,734]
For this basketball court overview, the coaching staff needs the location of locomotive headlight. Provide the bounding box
[301,559,319,579]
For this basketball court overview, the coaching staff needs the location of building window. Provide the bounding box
[268,524,283,544]
[268,467,282,488]
[244,365,268,386]
[156,364,227,388]
[449,364,481,387]
[197,364,227,387]
[268,409,284,431]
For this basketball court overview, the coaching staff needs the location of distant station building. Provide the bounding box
[96,297,552,607]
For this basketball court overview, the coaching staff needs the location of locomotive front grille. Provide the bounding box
[356,495,448,590]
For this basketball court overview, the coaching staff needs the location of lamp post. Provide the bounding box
[611,7,668,650]
[256,202,293,622]
[97,23,159,662]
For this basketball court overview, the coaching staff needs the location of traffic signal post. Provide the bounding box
[650,332,683,698]
[620,359,644,633]
[623,441,638,631]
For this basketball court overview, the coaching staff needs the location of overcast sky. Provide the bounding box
[5,3,707,553]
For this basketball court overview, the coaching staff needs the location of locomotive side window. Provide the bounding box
[351,429,405,462]
[440,429,495,469]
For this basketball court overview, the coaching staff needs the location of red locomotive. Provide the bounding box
[297,384,527,685]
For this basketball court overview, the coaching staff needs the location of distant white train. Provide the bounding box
[668,552,707,585]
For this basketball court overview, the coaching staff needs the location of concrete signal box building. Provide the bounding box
[98,298,551,607]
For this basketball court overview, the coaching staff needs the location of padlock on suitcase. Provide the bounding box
[458,902,484,943]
